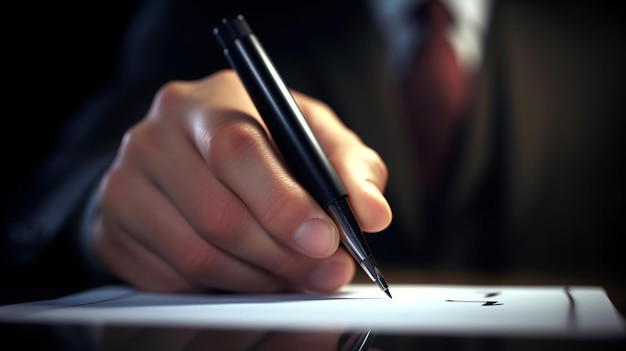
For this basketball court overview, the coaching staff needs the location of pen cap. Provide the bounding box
[213,15,253,50]
[213,16,348,208]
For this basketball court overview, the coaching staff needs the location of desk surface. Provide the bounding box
[352,266,626,317]
[1,267,624,351]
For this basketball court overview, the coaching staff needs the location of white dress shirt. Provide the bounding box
[367,0,493,80]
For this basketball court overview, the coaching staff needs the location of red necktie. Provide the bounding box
[402,0,471,200]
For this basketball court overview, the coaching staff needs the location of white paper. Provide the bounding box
[1,284,624,337]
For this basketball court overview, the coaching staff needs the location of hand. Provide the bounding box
[91,69,391,294]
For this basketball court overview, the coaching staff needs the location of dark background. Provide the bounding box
[2,2,141,211]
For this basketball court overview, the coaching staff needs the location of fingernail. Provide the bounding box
[309,258,351,292]
[293,218,336,257]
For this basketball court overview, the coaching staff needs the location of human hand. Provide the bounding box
[91,69,391,294]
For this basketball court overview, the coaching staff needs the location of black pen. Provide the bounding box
[213,15,391,298]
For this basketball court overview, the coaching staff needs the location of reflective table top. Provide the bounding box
[2,267,624,351]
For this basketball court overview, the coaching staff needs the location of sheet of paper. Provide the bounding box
[1,284,624,337]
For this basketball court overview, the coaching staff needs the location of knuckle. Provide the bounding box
[210,69,238,83]
[152,80,189,110]
[207,121,265,166]
[118,123,162,164]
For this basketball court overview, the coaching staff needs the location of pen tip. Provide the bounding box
[375,276,391,298]
[359,256,391,298]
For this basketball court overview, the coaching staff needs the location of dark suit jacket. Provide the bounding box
[446,0,626,278]
[2,0,624,289]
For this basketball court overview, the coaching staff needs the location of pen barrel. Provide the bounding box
[327,197,374,263]
[213,16,347,208]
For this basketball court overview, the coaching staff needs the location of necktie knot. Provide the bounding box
[415,0,453,30]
